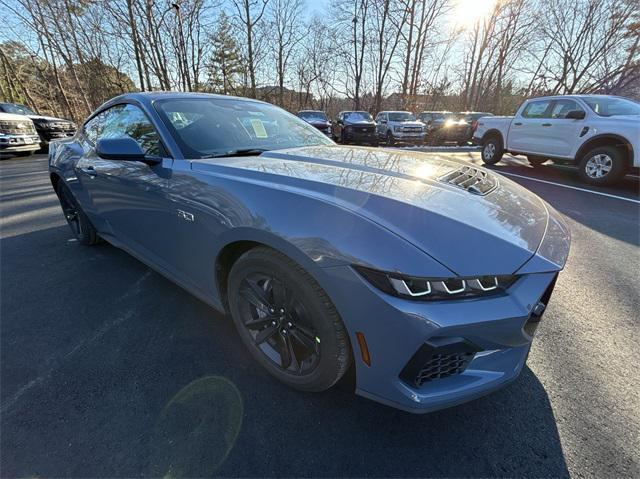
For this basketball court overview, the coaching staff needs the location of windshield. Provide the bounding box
[344,111,372,121]
[581,97,640,117]
[388,112,416,121]
[298,111,328,121]
[155,98,333,158]
[2,103,37,115]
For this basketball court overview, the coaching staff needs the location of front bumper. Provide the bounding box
[318,266,558,413]
[392,132,424,143]
[0,134,41,152]
[343,130,377,144]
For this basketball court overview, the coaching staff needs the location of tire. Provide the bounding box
[227,247,351,392]
[481,136,503,165]
[527,155,548,166]
[386,131,395,146]
[578,146,627,186]
[55,182,100,245]
[16,151,33,157]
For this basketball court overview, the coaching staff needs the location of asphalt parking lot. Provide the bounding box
[1,152,639,478]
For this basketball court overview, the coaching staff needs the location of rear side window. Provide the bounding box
[522,100,552,118]
[100,104,161,156]
[551,100,584,119]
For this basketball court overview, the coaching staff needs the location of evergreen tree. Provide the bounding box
[207,13,245,95]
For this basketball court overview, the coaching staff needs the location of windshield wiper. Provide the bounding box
[202,148,269,159]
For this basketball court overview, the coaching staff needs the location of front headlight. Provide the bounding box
[354,265,518,300]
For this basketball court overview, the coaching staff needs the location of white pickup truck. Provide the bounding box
[473,95,640,185]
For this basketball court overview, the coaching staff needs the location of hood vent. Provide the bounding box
[438,165,498,195]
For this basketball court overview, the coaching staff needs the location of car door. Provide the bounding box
[508,99,553,153]
[75,103,177,268]
[542,99,586,157]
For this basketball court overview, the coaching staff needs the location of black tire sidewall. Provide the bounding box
[56,183,98,245]
[386,131,394,145]
[481,137,503,165]
[227,248,350,392]
[527,155,548,166]
[578,146,627,186]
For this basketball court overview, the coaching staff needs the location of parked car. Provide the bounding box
[49,92,570,413]
[0,112,41,157]
[297,110,332,137]
[417,111,450,144]
[0,102,76,150]
[460,111,494,144]
[333,111,377,145]
[375,111,425,145]
[473,95,640,185]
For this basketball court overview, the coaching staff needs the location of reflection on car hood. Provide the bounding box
[191,145,553,275]
[344,120,376,126]
[27,115,73,123]
[391,121,424,128]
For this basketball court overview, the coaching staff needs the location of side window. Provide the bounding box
[99,104,162,157]
[83,113,104,144]
[550,99,584,119]
[521,100,552,119]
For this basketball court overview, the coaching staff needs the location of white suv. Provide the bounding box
[0,112,40,158]
[473,95,640,185]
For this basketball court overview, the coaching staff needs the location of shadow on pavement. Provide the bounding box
[1,226,568,478]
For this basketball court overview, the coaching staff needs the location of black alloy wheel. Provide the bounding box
[238,272,320,375]
[56,183,99,245]
[228,247,351,391]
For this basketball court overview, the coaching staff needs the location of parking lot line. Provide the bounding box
[497,171,640,204]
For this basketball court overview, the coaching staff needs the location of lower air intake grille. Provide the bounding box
[400,337,481,388]
[414,352,475,386]
[439,165,498,195]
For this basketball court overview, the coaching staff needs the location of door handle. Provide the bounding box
[79,166,97,177]
[542,123,552,127]
[514,122,522,126]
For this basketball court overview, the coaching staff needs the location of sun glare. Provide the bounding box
[452,0,498,29]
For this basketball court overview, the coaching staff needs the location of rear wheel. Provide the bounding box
[527,155,548,166]
[227,247,351,392]
[481,136,503,165]
[578,146,627,186]
[55,182,99,245]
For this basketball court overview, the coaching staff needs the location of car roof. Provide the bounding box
[298,110,325,113]
[105,91,269,108]
[380,110,412,114]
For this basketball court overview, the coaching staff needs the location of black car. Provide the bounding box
[0,103,76,149]
[459,111,494,143]
[418,111,467,145]
[297,110,332,136]
[333,111,377,146]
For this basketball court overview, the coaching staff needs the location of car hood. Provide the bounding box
[306,119,331,126]
[344,120,376,126]
[191,145,559,276]
[27,115,72,123]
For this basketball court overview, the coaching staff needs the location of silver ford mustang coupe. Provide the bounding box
[49,93,570,413]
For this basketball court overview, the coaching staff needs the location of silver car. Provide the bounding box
[375,111,425,146]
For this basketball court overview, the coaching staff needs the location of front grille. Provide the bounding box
[400,337,481,388]
[50,122,74,131]
[353,125,374,133]
[439,165,498,195]
[0,120,37,135]
[414,352,475,386]
[402,126,422,133]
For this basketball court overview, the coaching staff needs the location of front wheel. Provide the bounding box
[578,146,627,186]
[227,247,351,392]
[481,136,503,165]
[386,131,395,146]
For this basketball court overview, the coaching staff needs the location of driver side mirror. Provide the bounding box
[96,137,155,162]
[565,110,586,120]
